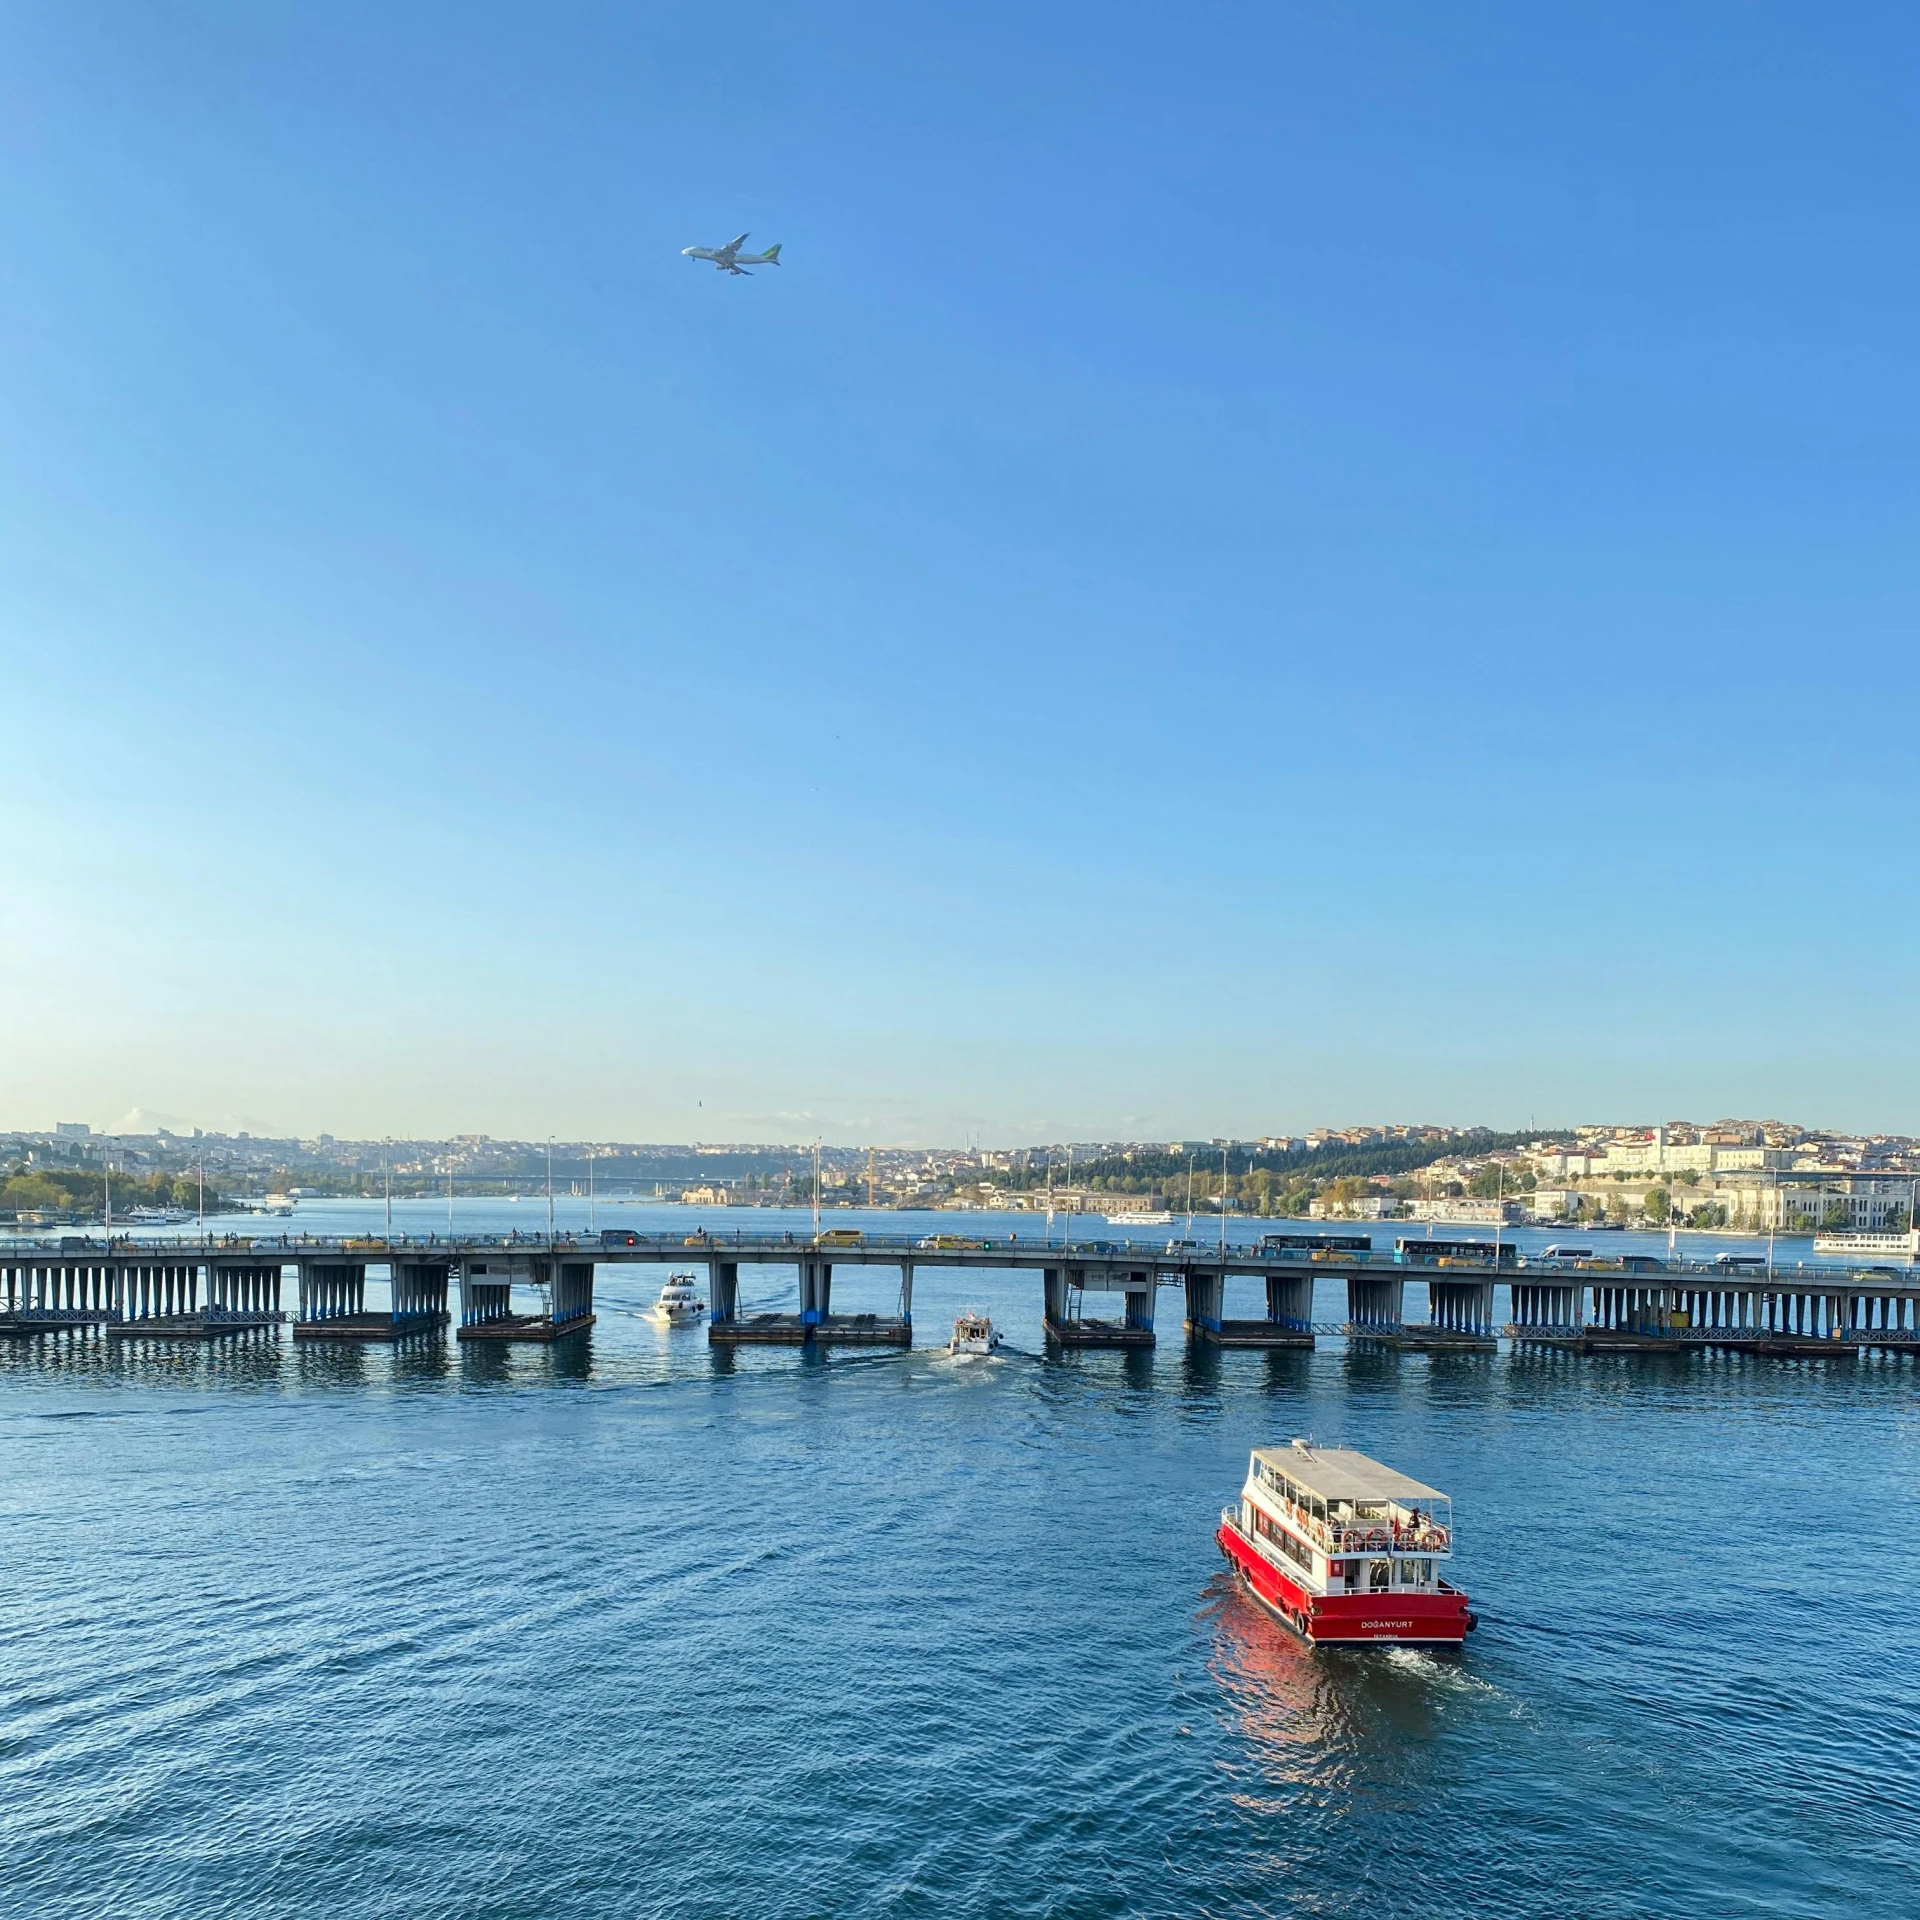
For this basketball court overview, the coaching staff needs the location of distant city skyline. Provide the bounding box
[5,6,1918,1140]
[8,1109,1915,1154]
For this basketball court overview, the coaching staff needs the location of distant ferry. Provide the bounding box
[1812,1230,1917,1263]
[1106,1210,1173,1228]
[1217,1440,1475,1645]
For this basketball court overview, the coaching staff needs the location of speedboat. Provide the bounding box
[1217,1439,1475,1645]
[647,1273,707,1325]
[947,1309,1002,1356]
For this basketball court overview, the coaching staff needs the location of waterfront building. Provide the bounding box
[1404,1198,1523,1225]
[1308,1195,1396,1220]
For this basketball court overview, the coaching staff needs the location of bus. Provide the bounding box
[1395,1237,1521,1270]
[1258,1233,1372,1257]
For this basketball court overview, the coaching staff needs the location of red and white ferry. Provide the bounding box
[1217,1440,1476,1646]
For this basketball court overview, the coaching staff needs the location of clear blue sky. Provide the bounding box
[4,3,1916,1144]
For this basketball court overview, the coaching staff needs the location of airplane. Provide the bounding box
[682,232,783,275]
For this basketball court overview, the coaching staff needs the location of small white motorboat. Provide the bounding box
[947,1309,1002,1356]
[647,1273,707,1325]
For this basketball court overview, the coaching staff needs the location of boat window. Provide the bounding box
[1252,1506,1314,1572]
[1395,1559,1428,1587]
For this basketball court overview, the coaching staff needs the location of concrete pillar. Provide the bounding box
[305,1264,365,1322]
[898,1262,914,1326]
[1347,1275,1404,1331]
[1266,1273,1312,1330]
[1123,1273,1155,1332]
[798,1259,832,1327]
[1185,1270,1224,1334]
[1043,1267,1068,1325]
[553,1261,593,1325]
[710,1261,739,1325]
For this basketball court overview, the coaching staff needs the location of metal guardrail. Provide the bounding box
[1,1228,1916,1287]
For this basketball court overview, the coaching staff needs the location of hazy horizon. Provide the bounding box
[0,1108,1884,1153]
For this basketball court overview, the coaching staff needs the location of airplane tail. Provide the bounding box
[763,243,782,265]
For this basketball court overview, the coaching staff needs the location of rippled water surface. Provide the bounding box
[3,1210,1918,1917]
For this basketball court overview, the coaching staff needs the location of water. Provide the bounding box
[3,1202,1916,1917]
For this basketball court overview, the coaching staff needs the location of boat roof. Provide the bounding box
[1251,1444,1447,1504]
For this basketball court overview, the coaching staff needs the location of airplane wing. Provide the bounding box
[726,232,750,251]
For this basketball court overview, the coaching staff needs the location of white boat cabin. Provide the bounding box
[1238,1442,1455,1599]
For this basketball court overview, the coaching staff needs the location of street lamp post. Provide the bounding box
[1219,1145,1229,1256]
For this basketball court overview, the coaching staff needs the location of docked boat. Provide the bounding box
[1217,1440,1474,1645]
[647,1273,707,1325]
[947,1309,1002,1356]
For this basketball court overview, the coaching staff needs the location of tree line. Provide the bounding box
[0,1166,224,1217]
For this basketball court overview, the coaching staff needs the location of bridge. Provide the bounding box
[2,1229,1917,1360]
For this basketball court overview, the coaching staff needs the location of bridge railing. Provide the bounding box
[0,1229,1913,1288]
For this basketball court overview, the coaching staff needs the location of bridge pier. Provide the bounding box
[1572,1282,1678,1350]
[1184,1269,1223,1335]
[1507,1280,1586,1347]
[708,1260,740,1329]
[1345,1274,1406,1343]
[1046,1264,1154,1348]
[1404,1278,1497,1351]
[708,1253,911,1346]
[111,1259,280,1341]
[294,1259,447,1341]
[298,1262,366,1329]
[1186,1268,1314,1348]
[799,1258,831,1327]
[0,1259,118,1336]
[1847,1286,1918,1348]
[1737,1285,1851,1357]
[457,1256,595,1343]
